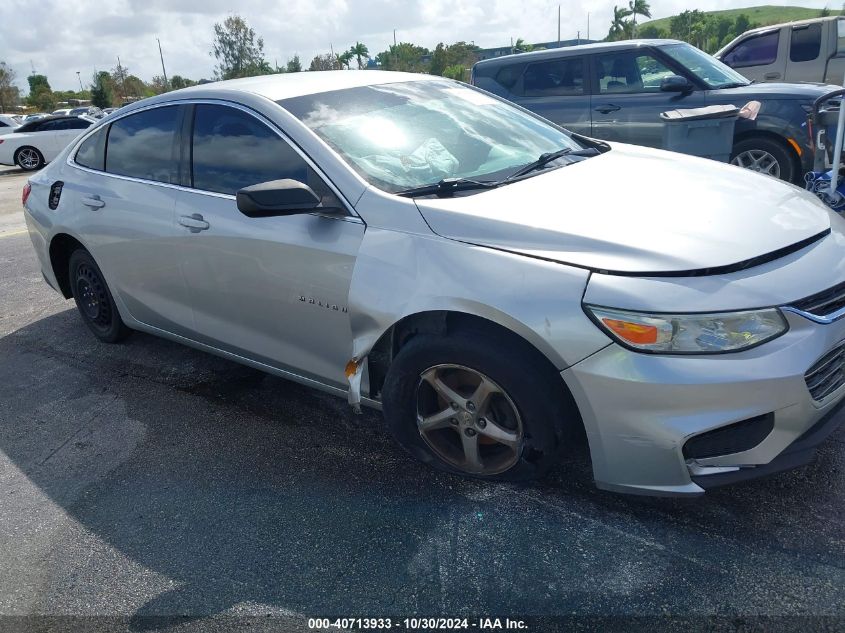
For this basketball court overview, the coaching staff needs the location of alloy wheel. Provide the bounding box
[415,364,523,475]
[17,148,41,170]
[731,149,781,179]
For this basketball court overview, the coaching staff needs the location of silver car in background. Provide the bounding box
[21,71,845,496]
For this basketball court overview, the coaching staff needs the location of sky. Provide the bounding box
[0,0,831,92]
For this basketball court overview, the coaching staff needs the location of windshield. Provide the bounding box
[279,81,583,193]
[661,43,750,89]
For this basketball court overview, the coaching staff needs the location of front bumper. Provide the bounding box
[562,310,845,496]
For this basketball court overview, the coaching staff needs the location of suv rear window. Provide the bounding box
[106,106,181,184]
[522,58,585,96]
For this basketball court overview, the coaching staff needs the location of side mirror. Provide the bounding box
[236,179,321,218]
[660,75,694,93]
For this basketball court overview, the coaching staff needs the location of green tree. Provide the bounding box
[821,6,831,17]
[628,0,651,37]
[286,55,302,73]
[375,42,430,72]
[26,74,54,111]
[309,53,341,71]
[90,71,114,108]
[169,75,196,90]
[211,15,268,79]
[733,14,754,38]
[430,41,480,76]
[638,24,666,39]
[513,38,534,53]
[608,5,633,41]
[0,62,20,113]
[442,64,468,82]
[349,42,370,69]
[337,51,354,69]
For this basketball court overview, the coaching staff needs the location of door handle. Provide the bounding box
[594,104,621,114]
[178,213,210,232]
[764,72,781,80]
[81,195,105,209]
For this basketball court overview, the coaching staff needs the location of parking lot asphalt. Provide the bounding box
[0,165,843,632]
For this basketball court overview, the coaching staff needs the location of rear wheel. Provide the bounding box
[381,328,580,481]
[14,147,45,171]
[69,249,131,343]
[730,136,796,183]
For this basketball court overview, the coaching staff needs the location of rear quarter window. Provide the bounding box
[75,127,108,171]
[790,24,821,62]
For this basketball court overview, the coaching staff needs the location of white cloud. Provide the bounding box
[1,0,832,92]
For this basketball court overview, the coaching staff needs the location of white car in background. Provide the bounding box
[51,108,73,116]
[0,114,20,136]
[0,115,94,170]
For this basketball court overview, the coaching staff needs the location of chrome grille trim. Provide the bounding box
[788,281,845,323]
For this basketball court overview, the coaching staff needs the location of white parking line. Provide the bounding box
[0,229,28,239]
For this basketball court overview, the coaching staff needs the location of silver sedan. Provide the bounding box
[21,70,845,496]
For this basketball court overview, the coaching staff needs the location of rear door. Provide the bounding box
[66,105,193,336]
[784,22,824,83]
[49,118,92,161]
[171,102,364,389]
[511,55,592,136]
[589,48,704,147]
[721,28,786,82]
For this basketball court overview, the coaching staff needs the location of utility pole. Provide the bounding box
[157,38,168,90]
[116,56,127,103]
[587,13,591,40]
[76,71,83,92]
[557,5,561,47]
[577,30,580,45]
[393,29,397,46]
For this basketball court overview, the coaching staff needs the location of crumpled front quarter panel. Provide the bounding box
[347,225,611,372]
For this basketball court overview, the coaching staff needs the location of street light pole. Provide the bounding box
[76,71,83,92]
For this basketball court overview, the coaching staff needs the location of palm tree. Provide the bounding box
[349,42,369,70]
[608,5,633,41]
[337,51,354,69]
[628,0,652,38]
[513,38,534,53]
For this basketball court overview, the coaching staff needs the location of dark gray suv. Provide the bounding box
[472,40,835,183]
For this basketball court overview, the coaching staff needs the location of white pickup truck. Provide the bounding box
[716,16,845,84]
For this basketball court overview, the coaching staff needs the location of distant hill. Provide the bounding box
[642,5,826,33]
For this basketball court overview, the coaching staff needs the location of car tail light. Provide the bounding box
[0,139,4,144]
[22,182,31,206]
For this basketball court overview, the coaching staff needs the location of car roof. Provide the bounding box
[473,39,686,68]
[740,15,840,36]
[135,70,446,105]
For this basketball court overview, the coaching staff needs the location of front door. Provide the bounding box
[590,49,704,148]
[173,103,364,389]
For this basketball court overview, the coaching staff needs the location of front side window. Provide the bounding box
[790,24,822,63]
[279,81,582,193]
[106,106,180,184]
[75,127,108,171]
[722,31,779,68]
[595,51,674,94]
[523,58,585,96]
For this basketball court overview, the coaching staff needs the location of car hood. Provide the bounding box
[710,81,840,101]
[414,144,832,275]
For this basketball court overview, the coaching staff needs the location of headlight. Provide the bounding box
[584,306,788,354]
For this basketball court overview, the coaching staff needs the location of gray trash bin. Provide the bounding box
[660,104,739,162]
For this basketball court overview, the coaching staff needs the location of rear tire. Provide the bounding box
[730,136,796,183]
[69,249,131,343]
[14,146,45,171]
[381,327,580,481]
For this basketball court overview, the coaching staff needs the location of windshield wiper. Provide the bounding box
[505,147,599,181]
[396,177,500,198]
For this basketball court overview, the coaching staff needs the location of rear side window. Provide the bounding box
[191,104,309,195]
[523,58,585,96]
[106,106,181,184]
[722,31,779,68]
[790,24,821,62]
[67,119,92,130]
[75,127,108,171]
